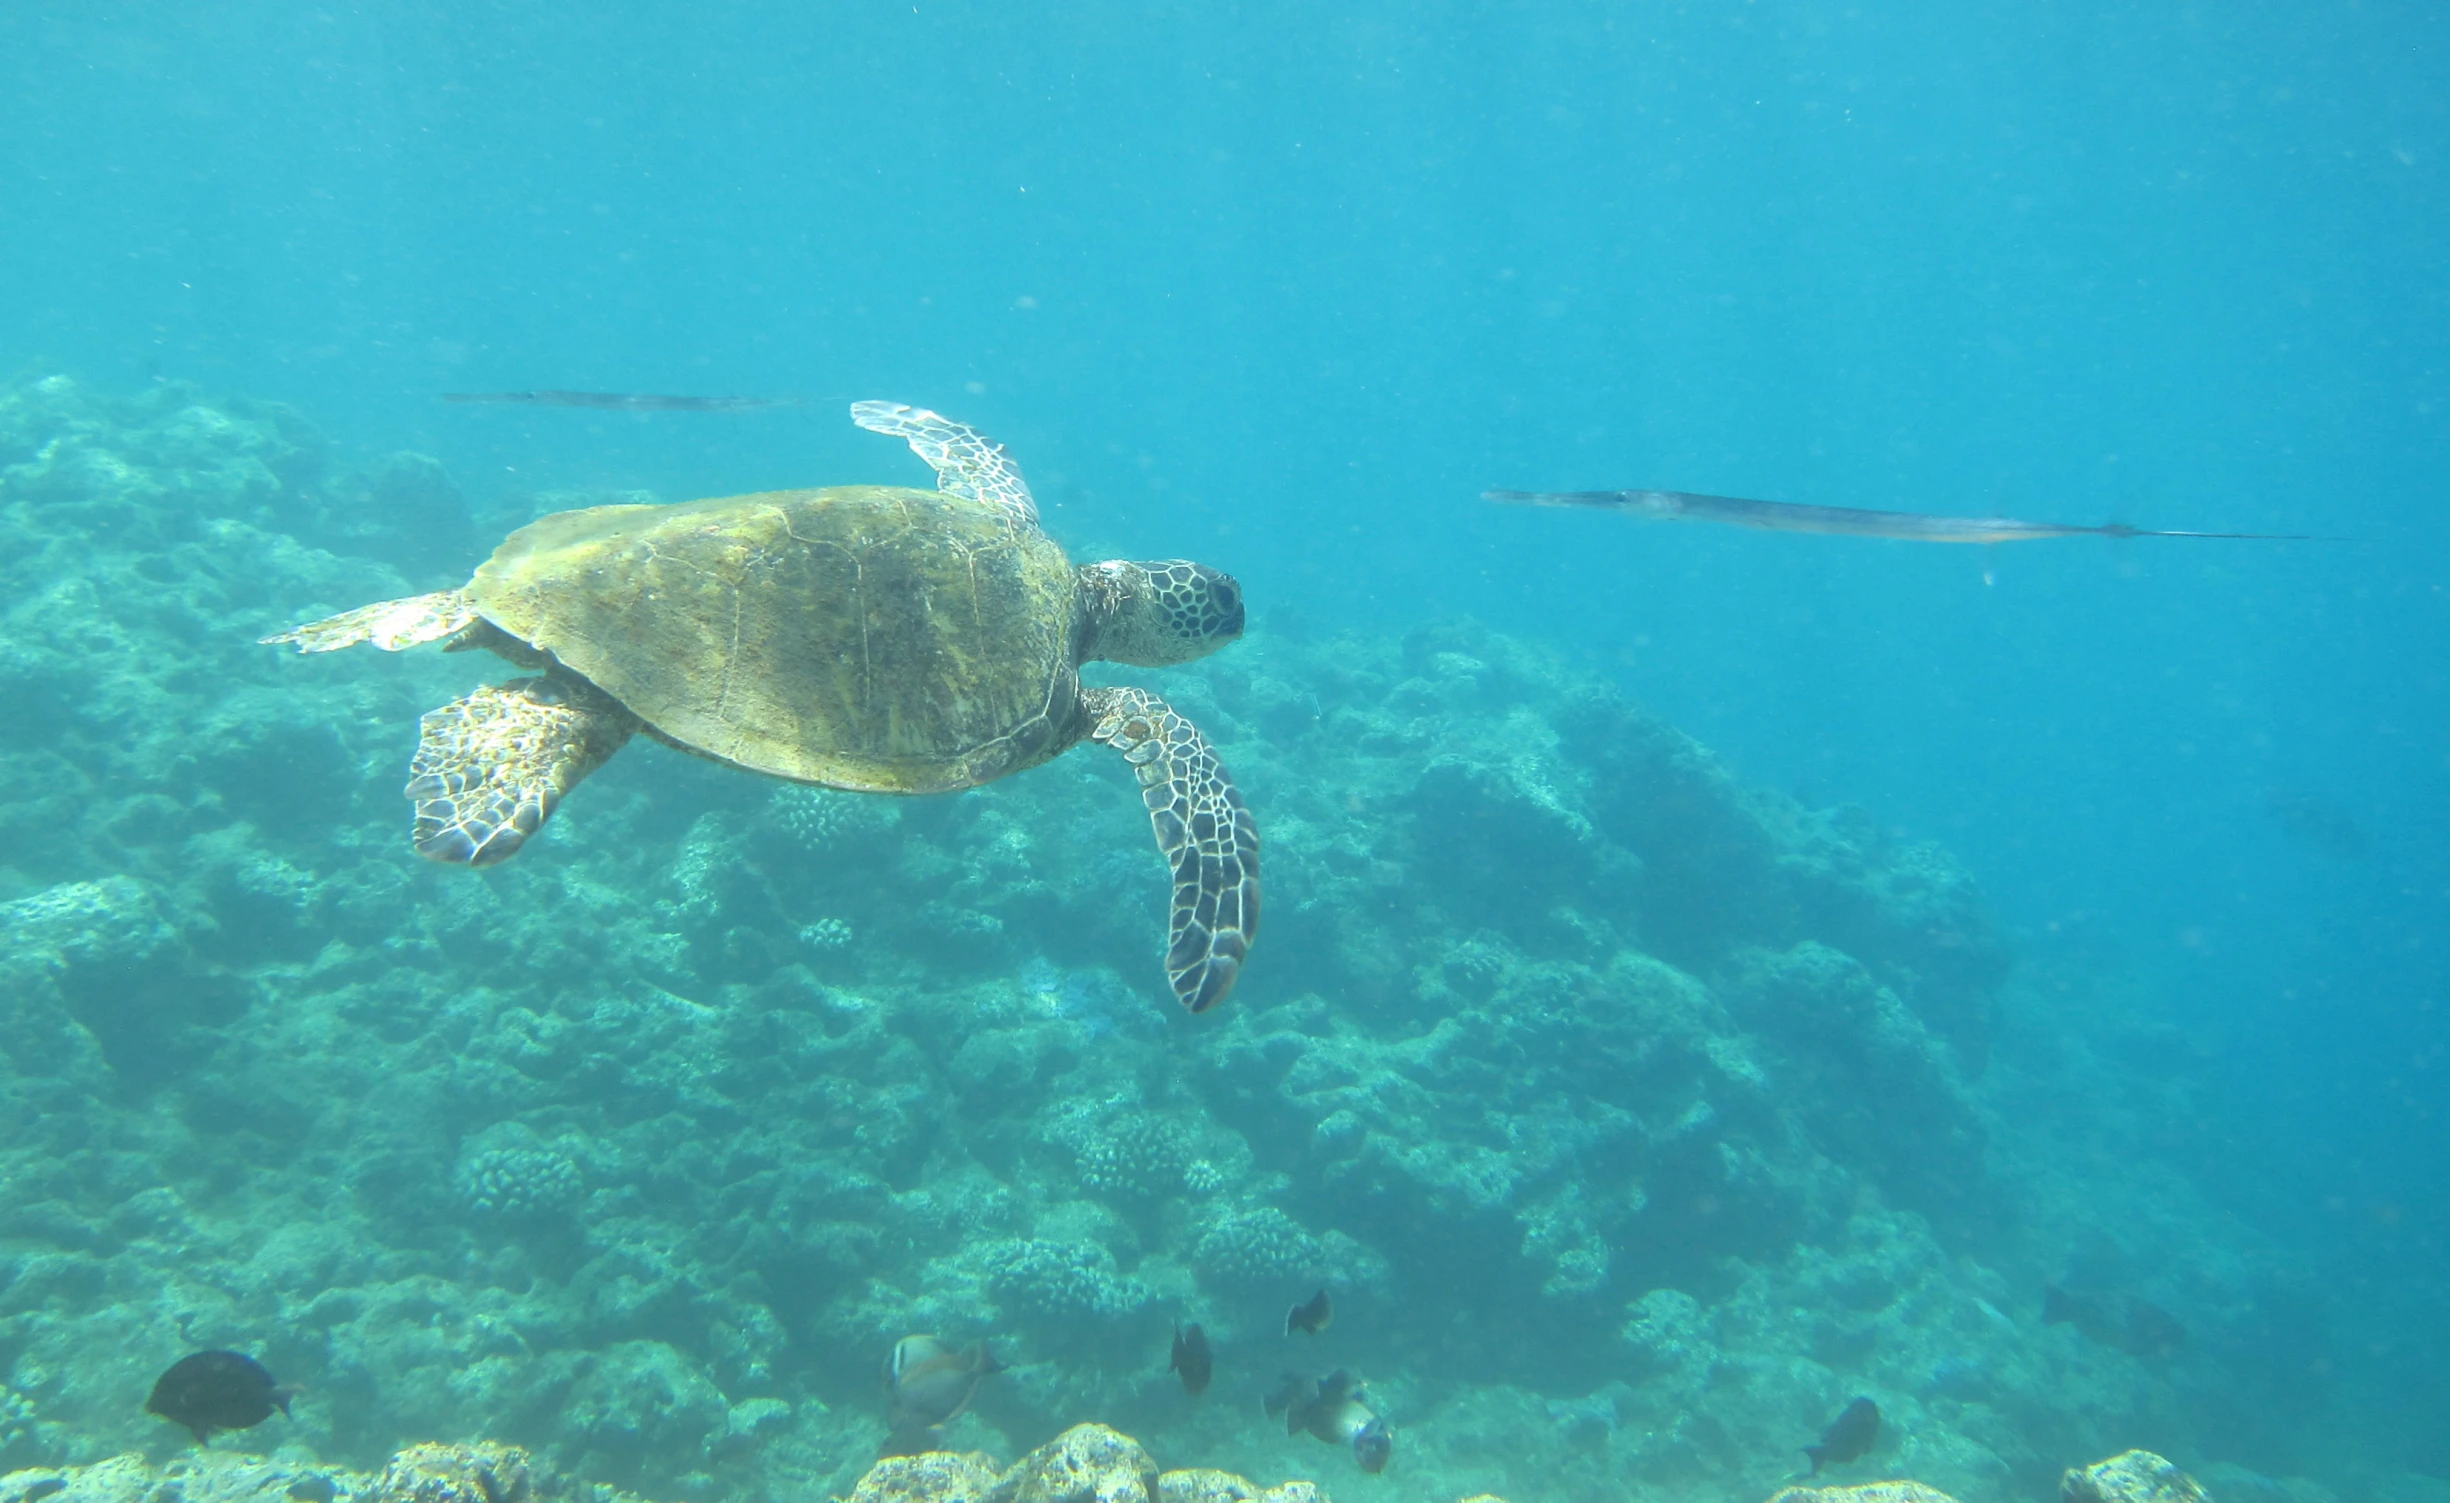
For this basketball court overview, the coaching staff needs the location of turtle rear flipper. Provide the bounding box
[1085,687,1259,1012]
[262,590,479,652]
[406,677,638,866]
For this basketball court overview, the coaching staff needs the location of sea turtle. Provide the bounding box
[262,402,1258,1012]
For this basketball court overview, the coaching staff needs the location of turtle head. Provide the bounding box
[1078,560,1245,666]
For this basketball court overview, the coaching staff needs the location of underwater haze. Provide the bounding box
[3,3,2446,1502]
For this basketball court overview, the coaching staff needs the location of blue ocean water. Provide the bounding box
[2,3,2445,1501]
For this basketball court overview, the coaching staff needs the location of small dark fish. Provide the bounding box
[146,1350,294,1445]
[1486,488,2335,544]
[2264,790,2369,860]
[1265,1370,1392,1474]
[1170,1322,1213,1396]
[1286,1288,1333,1337]
[441,390,804,412]
[2044,1285,2186,1360]
[881,1334,1004,1453]
[1803,1396,1880,1475]
[2122,1300,2188,1360]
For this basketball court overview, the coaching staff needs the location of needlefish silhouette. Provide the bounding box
[1483,488,2326,543]
[441,390,804,411]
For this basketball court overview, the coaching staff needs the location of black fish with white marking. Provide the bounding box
[1170,1322,1213,1396]
[1266,1370,1392,1474]
[146,1350,294,1445]
[1286,1288,1333,1336]
[1803,1396,1880,1475]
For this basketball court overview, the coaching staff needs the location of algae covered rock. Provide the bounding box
[0,877,175,974]
[844,1452,1003,1503]
[374,1442,534,1503]
[988,1425,1159,1503]
[1153,1471,1257,1503]
[1765,1484,1962,1503]
[2062,1451,2210,1503]
[0,1455,158,1503]
[837,1440,1328,1503]
[1719,939,1986,1212]
[0,1443,635,1503]
[564,1341,730,1469]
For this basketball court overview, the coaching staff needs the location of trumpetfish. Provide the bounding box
[442,390,803,412]
[1483,487,2326,543]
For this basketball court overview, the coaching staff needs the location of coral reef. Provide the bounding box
[0,1442,627,1503]
[0,376,2366,1503]
[455,1136,586,1223]
[971,1239,1152,1327]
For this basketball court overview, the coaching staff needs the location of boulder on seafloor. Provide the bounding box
[1151,1473,1253,1503]
[1764,1484,1964,1503]
[0,1441,638,1503]
[1762,1453,2214,1503]
[847,1452,1005,1503]
[833,1430,1339,1503]
[1155,1472,1324,1503]
[373,1443,534,1503]
[987,1425,1160,1503]
[2062,1451,2211,1503]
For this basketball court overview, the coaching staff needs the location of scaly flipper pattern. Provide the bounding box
[260,591,480,652]
[405,677,639,867]
[850,400,1040,530]
[1085,686,1259,1012]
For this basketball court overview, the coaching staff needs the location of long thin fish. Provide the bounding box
[1484,487,2327,543]
[442,390,804,411]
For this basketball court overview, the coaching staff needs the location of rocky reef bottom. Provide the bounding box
[5,374,2414,1503]
[0,1429,2218,1503]
[0,1439,626,1503]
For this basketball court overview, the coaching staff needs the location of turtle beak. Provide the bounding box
[1210,574,1245,640]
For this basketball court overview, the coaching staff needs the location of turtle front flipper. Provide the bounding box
[261,590,480,652]
[405,677,639,867]
[1084,686,1259,1013]
[850,400,1041,530]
